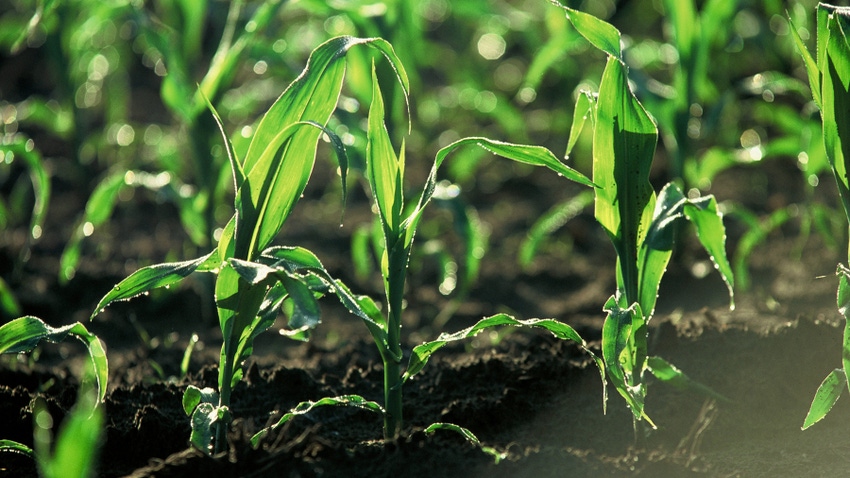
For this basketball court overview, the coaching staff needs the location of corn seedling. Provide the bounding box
[557,5,734,428]
[0,316,108,473]
[250,60,602,451]
[790,3,850,430]
[91,36,408,455]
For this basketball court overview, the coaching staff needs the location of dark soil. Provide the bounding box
[3,150,850,478]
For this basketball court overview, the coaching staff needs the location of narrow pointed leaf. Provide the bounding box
[802,368,846,429]
[92,249,220,318]
[406,137,593,247]
[788,16,822,109]
[0,440,33,457]
[404,313,593,381]
[593,56,658,303]
[0,316,108,403]
[647,356,728,401]
[557,4,622,58]
[250,395,384,448]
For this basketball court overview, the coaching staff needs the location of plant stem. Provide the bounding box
[382,242,409,440]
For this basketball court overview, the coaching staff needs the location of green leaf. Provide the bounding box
[406,137,594,249]
[593,56,658,304]
[404,313,593,381]
[802,368,846,430]
[821,11,850,220]
[556,4,622,58]
[788,16,822,109]
[182,385,218,417]
[250,395,384,448]
[60,172,126,282]
[601,296,655,428]
[234,36,408,259]
[566,91,595,159]
[0,439,33,457]
[189,402,227,454]
[91,249,221,318]
[647,356,728,401]
[366,60,405,238]
[0,316,108,404]
[424,422,507,464]
[637,183,734,316]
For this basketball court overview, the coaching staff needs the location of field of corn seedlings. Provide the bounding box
[3,0,850,476]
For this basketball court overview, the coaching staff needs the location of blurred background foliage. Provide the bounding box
[0,0,835,322]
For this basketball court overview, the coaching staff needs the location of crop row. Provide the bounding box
[0,1,848,476]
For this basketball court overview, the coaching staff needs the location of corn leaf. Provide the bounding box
[366,61,405,239]
[557,3,622,58]
[0,439,32,457]
[250,395,384,448]
[404,313,596,382]
[822,12,850,220]
[566,91,595,159]
[593,57,658,303]
[424,422,507,463]
[406,137,593,248]
[646,356,728,402]
[235,36,408,259]
[803,368,846,430]
[638,183,734,316]
[92,249,221,318]
[602,296,655,427]
[0,316,108,403]
[789,16,822,109]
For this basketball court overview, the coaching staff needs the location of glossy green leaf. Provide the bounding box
[424,422,507,463]
[647,356,728,401]
[638,183,734,316]
[566,91,595,159]
[601,296,655,427]
[593,56,658,304]
[0,316,108,403]
[803,368,846,430]
[235,36,408,259]
[557,4,622,58]
[822,13,850,219]
[405,313,592,381]
[789,16,822,109]
[182,385,218,417]
[92,249,220,318]
[366,61,405,238]
[406,137,593,248]
[0,439,32,457]
[250,395,384,448]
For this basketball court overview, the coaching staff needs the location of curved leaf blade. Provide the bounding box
[802,368,846,430]
[250,395,384,448]
[92,249,220,318]
[404,313,591,382]
[0,316,108,403]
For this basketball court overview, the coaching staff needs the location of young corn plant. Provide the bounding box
[250,64,602,450]
[557,5,734,428]
[790,4,850,430]
[0,315,108,471]
[91,36,408,455]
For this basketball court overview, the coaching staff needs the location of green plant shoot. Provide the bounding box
[91,36,409,454]
[790,3,850,430]
[557,4,734,427]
